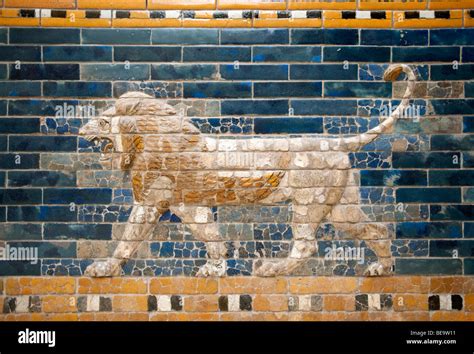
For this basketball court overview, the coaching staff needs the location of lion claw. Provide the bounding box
[85,259,123,277]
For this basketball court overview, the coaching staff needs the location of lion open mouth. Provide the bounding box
[85,136,115,161]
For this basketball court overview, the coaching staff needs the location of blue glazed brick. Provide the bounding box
[393,47,459,62]
[183,47,250,62]
[221,29,288,44]
[463,47,474,62]
[254,82,322,98]
[254,117,323,134]
[0,224,42,240]
[253,46,321,62]
[430,29,474,45]
[10,28,80,44]
[466,223,474,237]
[226,259,253,276]
[0,64,6,79]
[395,259,462,275]
[0,206,4,220]
[325,117,380,134]
[360,170,427,186]
[350,151,391,168]
[0,101,6,115]
[465,188,474,202]
[361,29,428,46]
[151,64,217,80]
[114,46,181,62]
[291,64,357,80]
[8,241,77,258]
[393,152,460,168]
[430,100,474,115]
[0,154,39,169]
[431,205,474,221]
[466,83,474,98]
[7,206,77,222]
[113,81,182,98]
[431,65,474,80]
[9,136,77,152]
[291,99,357,115]
[465,259,474,275]
[0,137,5,152]
[152,28,218,44]
[360,187,395,204]
[253,223,292,240]
[81,64,149,80]
[291,29,358,45]
[396,188,461,203]
[431,135,474,151]
[183,82,251,98]
[0,262,41,276]
[220,64,288,80]
[8,171,76,187]
[0,82,41,97]
[192,117,253,134]
[43,46,112,62]
[151,241,207,258]
[221,100,288,115]
[359,64,429,81]
[391,240,428,257]
[0,45,41,61]
[42,259,93,276]
[430,171,474,186]
[82,29,151,44]
[324,82,391,98]
[324,46,390,62]
[430,240,474,257]
[0,118,40,133]
[44,223,112,240]
[8,99,78,116]
[463,152,474,167]
[43,82,112,98]
[9,64,79,80]
[0,29,7,43]
[0,188,42,205]
[44,188,112,204]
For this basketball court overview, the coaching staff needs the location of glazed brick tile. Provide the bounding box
[0,46,41,61]
[220,64,288,80]
[431,205,474,221]
[81,64,150,81]
[114,46,181,62]
[397,221,461,239]
[7,206,77,222]
[392,47,460,62]
[0,83,41,97]
[464,152,474,167]
[290,64,358,80]
[0,100,6,116]
[9,64,79,80]
[430,240,474,257]
[152,29,218,45]
[0,262,41,276]
[183,82,251,98]
[82,29,151,44]
[43,82,112,98]
[0,65,7,80]
[467,223,474,238]
[221,100,288,115]
[360,29,428,46]
[183,47,251,62]
[0,154,39,169]
[291,29,358,45]
[360,170,427,186]
[10,28,80,44]
[430,65,474,80]
[395,259,462,275]
[8,171,76,187]
[324,82,391,98]
[0,224,42,240]
[392,152,461,168]
[466,260,474,275]
[430,171,474,186]
[430,29,474,45]
[43,46,112,62]
[254,82,322,98]
[44,224,112,240]
[0,189,42,205]
[0,205,5,221]
[9,136,77,152]
[113,81,182,98]
[430,100,474,115]
[0,118,40,133]
[0,29,7,44]
[431,135,474,151]
[7,241,76,258]
[253,46,321,63]
[221,29,289,44]
[323,46,390,62]
[466,83,474,99]
[43,188,112,204]
[462,47,474,62]
[291,99,357,115]
[254,117,323,134]
[0,137,6,152]
[396,188,461,203]
[151,64,218,80]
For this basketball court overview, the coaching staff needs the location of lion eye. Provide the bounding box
[99,120,109,128]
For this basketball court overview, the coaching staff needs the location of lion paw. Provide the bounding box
[365,262,385,277]
[85,259,123,277]
[196,260,226,277]
[254,259,301,277]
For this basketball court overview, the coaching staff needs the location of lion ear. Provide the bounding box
[120,135,144,170]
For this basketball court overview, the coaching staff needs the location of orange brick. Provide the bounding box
[42,296,77,313]
[150,312,219,321]
[289,312,369,321]
[6,277,76,295]
[148,0,216,10]
[393,294,428,311]
[359,276,429,293]
[79,312,148,321]
[359,0,426,10]
[150,278,218,294]
[430,277,474,294]
[113,296,148,312]
[369,312,429,321]
[183,295,219,312]
[220,312,288,321]
[78,0,146,9]
[289,277,357,294]
[0,278,4,294]
[218,0,286,9]
[288,0,356,10]
[219,277,287,294]
[78,278,147,294]
[323,295,355,311]
[429,0,474,9]
[253,295,288,312]
[431,311,471,321]
[5,0,75,8]
[465,294,474,312]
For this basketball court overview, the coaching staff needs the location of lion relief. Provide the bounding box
[79,64,417,278]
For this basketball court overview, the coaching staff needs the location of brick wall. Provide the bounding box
[0,0,473,321]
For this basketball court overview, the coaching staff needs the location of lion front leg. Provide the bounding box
[84,204,160,277]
